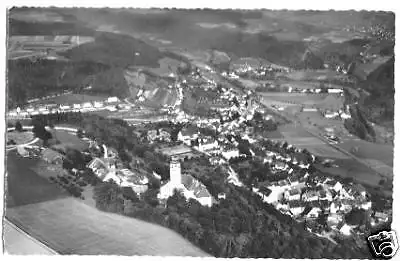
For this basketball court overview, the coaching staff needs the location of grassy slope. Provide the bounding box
[7,10,177,104]
[6,148,208,256]
[6,151,68,208]
[6,198,209,256]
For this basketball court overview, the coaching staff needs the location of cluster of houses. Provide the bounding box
[87,143,150,195]
[226,62,290,78]
[147,129,172,143]
[7,96,125,118]
[247,139,390,237]
[300,105,351,121]
[323,108,352,120]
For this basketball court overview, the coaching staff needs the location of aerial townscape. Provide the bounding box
[4,7,395,259]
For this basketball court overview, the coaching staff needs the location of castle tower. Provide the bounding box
[170,157,181,186]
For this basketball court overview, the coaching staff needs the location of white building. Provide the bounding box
[302,107,318,112]
[328,88,343,94]
[82,102,93,109]
[158,158,214,207]
[198,140,219,152]
[361,201,372,210]
[306,207,321,219]
[222,149,239,160]
[93,101,104,108]
[330,202,340,214]
[60,105,71,110]
[285,188,302,201]
[107,96,120,103]
[324,111,339,119]
[177,127,199,146]
[340,112,352,119]
[339,224,353,236]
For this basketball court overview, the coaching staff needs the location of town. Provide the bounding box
[5,7,394,259]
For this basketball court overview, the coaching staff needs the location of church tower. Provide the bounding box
[170,156,181,186]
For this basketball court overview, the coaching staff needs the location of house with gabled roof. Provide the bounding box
[302,190,319,202]
[288,200,304,216]
[177,126,199,145]
[306,207,321,219]
[285,188,302,201]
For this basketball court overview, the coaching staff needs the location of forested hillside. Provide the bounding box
[7,18,179,107]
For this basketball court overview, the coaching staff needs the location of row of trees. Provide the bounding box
[344,104,376,142]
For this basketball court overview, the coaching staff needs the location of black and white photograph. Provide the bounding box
[2,1,398,259]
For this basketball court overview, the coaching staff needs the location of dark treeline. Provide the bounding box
[344,104,376,142]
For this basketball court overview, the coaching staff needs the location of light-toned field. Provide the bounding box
[276,70,347,81]
[31,94,107,106]
[6,198,209,256]
[10,10,65,22]
[260,93,330,105]
[148,57,184,77]
[237,78,259,89]
[4,219,57,255]
[277,125,349,159]
[337,139,393,166]
[360,159,393,177]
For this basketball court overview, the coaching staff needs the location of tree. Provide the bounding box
[65,148,86,169]
[77,128,84,138]
[253,111,263,122]
[345,208,367,226]
[121,187,139,202]
[15,121,23,132]
[93,180,124,213]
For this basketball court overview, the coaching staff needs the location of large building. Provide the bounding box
[158,157,214,207]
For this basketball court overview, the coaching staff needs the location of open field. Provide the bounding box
[237,78,259,90]
[147,57,184,77]
[6,151,69,208]
[6,198,209,256]
[317,158,388,188]
[6,131,34,144]
[276,124,350,159]
[50,129,89,151]
[4,219,57,255]
[276,69,347,81]
[10,9,66,23]
[8,35,95,60]
[30,93,108,106]
[336,139,393,166]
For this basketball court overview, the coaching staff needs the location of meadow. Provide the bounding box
[6,198,209,256]
[317,158,387,189]
[50,129,89,151]
[6,131,34,145]
[336,139,393,166]
[6,151,68,208]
